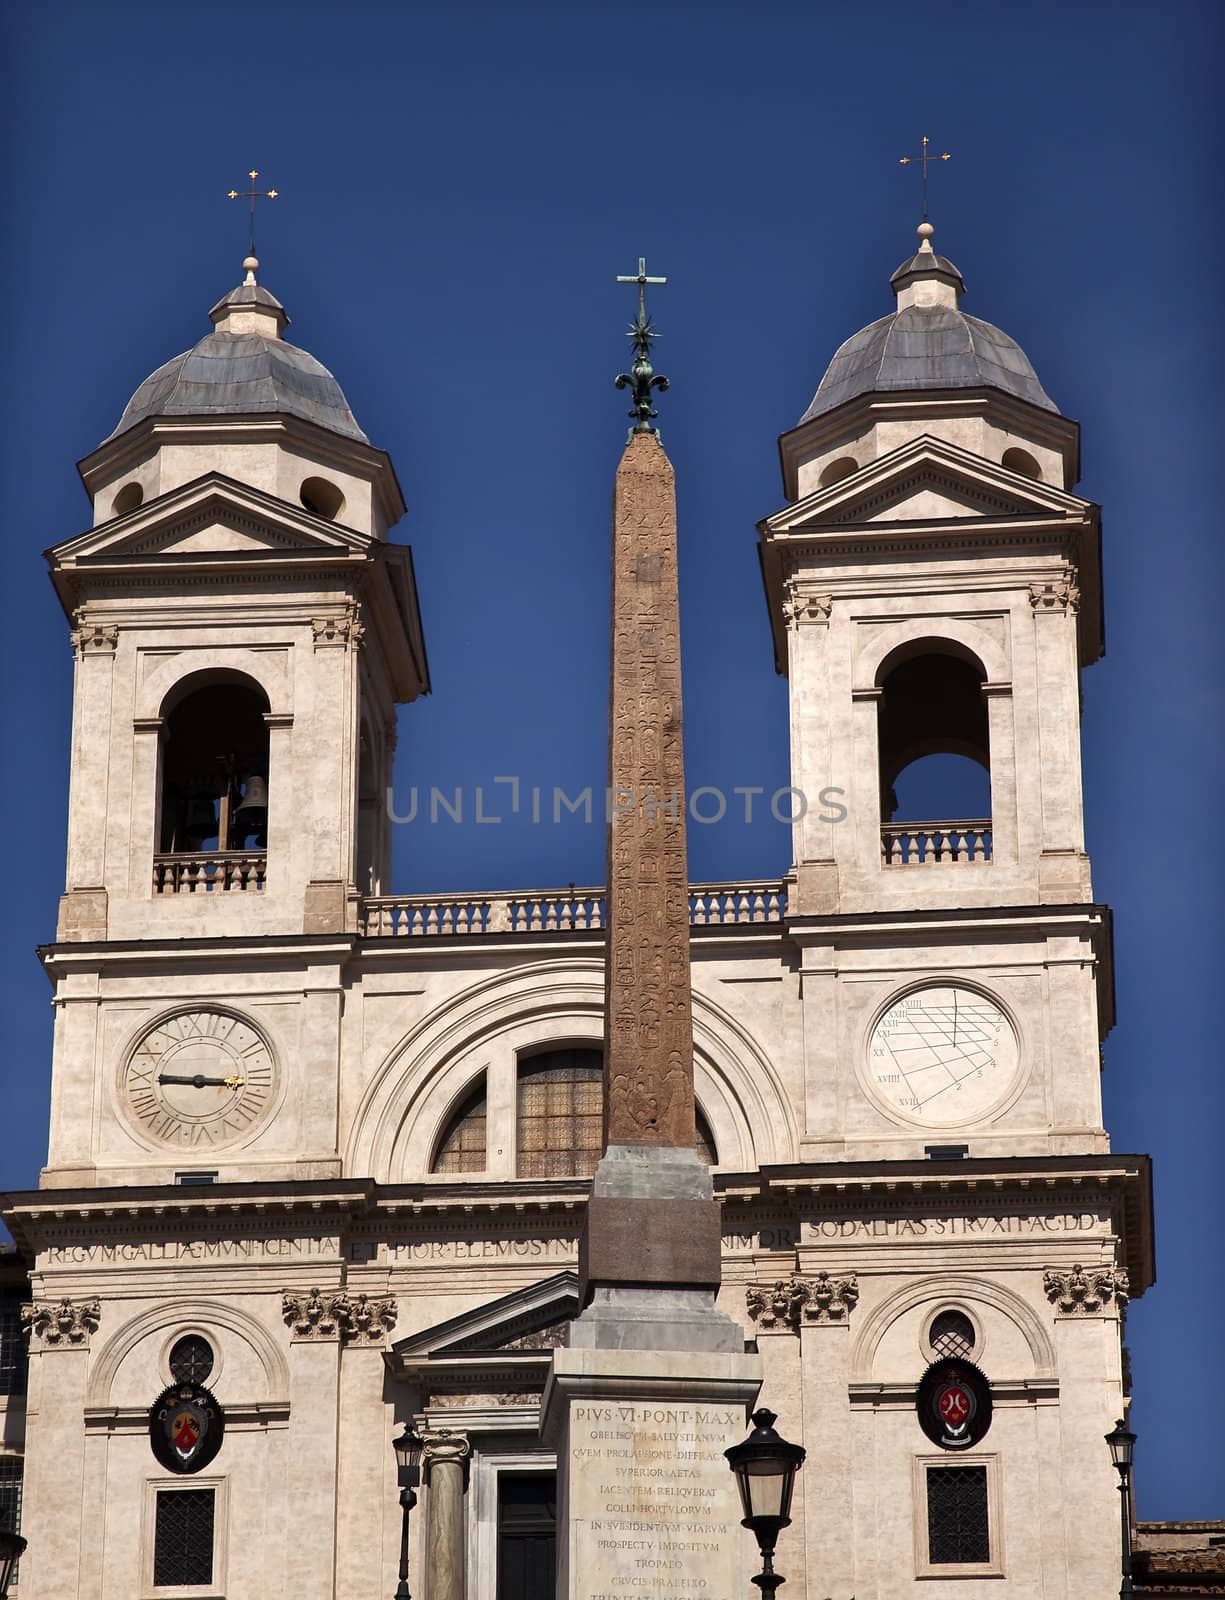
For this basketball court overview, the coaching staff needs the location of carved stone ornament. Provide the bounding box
[282,1288,397,1344]
[70,617,120,655]
[420,1427,472,1473]
[746,1272,859,1333]
[1043,1263,1129,1316]
[782,586,833,629]
[1029,577,1081,614]
[22,1297,101,1348]
[311,608,365,649]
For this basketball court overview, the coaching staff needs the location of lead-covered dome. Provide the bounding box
[799,225,1057,424]
[107,260,368,444]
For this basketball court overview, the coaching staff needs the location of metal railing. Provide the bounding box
[153,852,267,894]
[881,821,992,866]
[359,880,787,937]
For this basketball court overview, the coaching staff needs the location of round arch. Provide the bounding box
[86,1297,290,1409]
[137,647,290,722]
[858,618,1010,691]
[848,1274,1057,1383]
[345,958,798,1180]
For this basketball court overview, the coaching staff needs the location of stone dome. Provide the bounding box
[107,273,368,444]
[799,230,1057,425]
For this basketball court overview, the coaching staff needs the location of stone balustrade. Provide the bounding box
[360,879,787,937]
[152,851,267,894]
[881,820,992,866]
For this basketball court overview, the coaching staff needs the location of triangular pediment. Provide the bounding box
[49,472,374,569]
[762,434,1092,538]
[391,1271,579,1359]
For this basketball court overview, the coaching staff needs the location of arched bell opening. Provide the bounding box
[876,642,992,865]
[356,720,381,895]
[157,673,271,857]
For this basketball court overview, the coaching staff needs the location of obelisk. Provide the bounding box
[544,260,761,1600]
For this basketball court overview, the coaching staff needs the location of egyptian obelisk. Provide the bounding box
[543,261,761,1600]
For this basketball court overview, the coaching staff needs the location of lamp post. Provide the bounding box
[0,1530,26,1597]
[392,1426,423,1600]
[1105,1417,1137,1599]
[725,1408,806,1598]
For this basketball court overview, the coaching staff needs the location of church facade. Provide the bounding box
[2,231,1152,1600]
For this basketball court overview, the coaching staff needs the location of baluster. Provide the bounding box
[593,898,606,929]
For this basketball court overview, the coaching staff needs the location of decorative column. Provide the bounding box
[421,1430,471,1600]
[20,1298,101,1600]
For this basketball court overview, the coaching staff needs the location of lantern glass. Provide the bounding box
[724,1409,806,1534]
[1105,1419,1136,1473]
[393,1427,423,1477]
[0,1529,27,1596]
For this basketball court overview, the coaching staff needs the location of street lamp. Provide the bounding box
[725,1408,806,1597]
[1105,1417,1137,1599]
[391,1426,423,1600]
[0,1529,26,1597]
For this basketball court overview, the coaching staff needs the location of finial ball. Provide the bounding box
[917,222,935,241]
[243,255,260,273]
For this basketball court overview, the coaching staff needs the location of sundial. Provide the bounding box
[868,985,1018,1127]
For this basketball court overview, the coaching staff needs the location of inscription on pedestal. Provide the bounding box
[569,1401,745,1600]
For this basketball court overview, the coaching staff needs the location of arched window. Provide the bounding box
[158,675,270,855]
[516,1049,716,1179]
[432,1078,488,1174]
[877,645,990,822]
[928,1309,977,1361]
[819,455,858,489]
[1001,446,1041,481]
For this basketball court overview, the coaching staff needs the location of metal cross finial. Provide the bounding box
[227,169,279,258]
[614,256,670,438]
[616,256,667,323]
[898,136,951,222]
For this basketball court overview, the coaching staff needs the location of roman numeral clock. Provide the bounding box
[866,986,1021,1127]
[120,1009,277,1149]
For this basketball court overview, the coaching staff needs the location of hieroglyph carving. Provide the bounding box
[604,435,697,1149]
[746,1272,859,1332]
[22,1297,101,1348]
[283,1288,397,1343]
[1043,1263,1129,1315]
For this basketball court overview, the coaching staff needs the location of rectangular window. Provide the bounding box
[926,1465,989,1565]
[0,1459,23,1584]
[153,1488,215,1588]
[0,1294,28,1396]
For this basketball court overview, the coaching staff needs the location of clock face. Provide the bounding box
[122,1009,276,1149]
[867,986,1019,1127]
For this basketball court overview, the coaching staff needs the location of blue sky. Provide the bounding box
[2,0,1222,1518]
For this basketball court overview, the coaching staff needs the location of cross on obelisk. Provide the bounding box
[227,169,279,259]
[614,257,670,436]
[898,135,951,220]
[615,256,666,325]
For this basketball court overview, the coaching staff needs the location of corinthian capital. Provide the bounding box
[1044,1263,1129,1316]
[22,1297,101,1348]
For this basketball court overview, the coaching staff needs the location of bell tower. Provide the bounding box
[49,254,428,947]
[40,254,428,1187]
[759,224,1110,1161]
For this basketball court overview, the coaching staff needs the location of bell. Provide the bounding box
[233,775,269,841]
[181,787,218,847]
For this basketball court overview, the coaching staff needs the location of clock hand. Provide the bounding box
[157,1074,246,1089]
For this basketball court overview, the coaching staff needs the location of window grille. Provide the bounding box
[0,1458,23,1583]
[514,1050,718,1179]
[926,1465,989,1565]
[929,1309,976,1360]
[0,1293,28,1396]
[433,1079,488,1174]
[153,1488,215,1587]
[168,1335,215,1386]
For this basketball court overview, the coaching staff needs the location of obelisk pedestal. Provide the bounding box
[545,421,760,1600]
